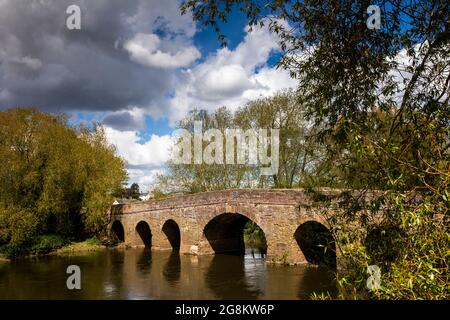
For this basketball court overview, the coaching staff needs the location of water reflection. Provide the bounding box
[297,266,338,299]
[136,248,152,275]
[0,247,336,300]
[243,248,267,296]
[205,250,265,299]
[163,252,181,286]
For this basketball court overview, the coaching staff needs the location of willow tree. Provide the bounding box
[154,91,331,194]
[0,108,127,256]
[155,107,250,193]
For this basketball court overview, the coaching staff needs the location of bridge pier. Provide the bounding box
[110,215,327,265]
[265,237,307,265]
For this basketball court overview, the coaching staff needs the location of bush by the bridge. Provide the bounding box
[30,234,67,255]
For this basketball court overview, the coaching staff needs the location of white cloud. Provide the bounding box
[127,168,164,191]
[12,56,43,70]
[104,126,173,168]
[124,33,200,69]
[100,18,299,189]
[242,66,297,100]
[167,23,297,124]
[104,126,175,189]
[384,42,449,105]
[197,64,253,100]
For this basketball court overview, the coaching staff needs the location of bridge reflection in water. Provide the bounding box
[0,247,337,299]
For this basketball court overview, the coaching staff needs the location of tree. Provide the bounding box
[0,108,127,256]
[129,183,140,199]
[180,0,449,299]
[234,90,341,188]
[155,107,249,193]
[153,92,333,193]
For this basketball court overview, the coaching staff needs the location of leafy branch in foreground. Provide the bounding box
[180,0,449,299]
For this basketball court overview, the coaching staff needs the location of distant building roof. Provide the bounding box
[112,199,129,205]
[139,192,152,200]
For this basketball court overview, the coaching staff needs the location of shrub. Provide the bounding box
[0,206,39,257]
[31,234,67,254]
[85,236,102,246]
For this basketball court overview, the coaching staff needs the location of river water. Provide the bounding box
[0,247,337,299]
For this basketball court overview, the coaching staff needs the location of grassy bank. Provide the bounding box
[0,235,105,260]
[56,237,104,255]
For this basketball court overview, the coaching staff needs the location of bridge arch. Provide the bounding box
[162,219,181,251]
[135,221,152,247]
[203,212,267,254]
[294,220,336,267]
[111,220,125,242]
[110,189,351,265]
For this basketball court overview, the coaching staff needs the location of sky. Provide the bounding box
[0,0,297,190]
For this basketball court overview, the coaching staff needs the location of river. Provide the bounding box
[0,247,337,299]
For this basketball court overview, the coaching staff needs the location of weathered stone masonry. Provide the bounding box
[109,189,336,265]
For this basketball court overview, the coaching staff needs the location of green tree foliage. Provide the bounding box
[0,108,127,257]
[180,0,449,299]
[0,205,38,256]
[243,221,267,251]
[30,234,66,255]
[154,91,332,193]
[234,90,343,188]
[155,107,249,193]
[115,183,141,200]
[181,0,448,125]
[129,183,141,199]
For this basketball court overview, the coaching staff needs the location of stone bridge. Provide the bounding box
[109,189,338,265]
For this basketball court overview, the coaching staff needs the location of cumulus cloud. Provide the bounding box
[104,126,173,169]
[124,33,200,68]
[167,23,297,124]
[0,0,196,118]
[102,108,146,131]
[197,64,253,100]
[127,168,164,191]
[104,125,173,189]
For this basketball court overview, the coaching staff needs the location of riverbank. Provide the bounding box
[0,237,106,261]
[0,254,9,262]
[55,238,105,255]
